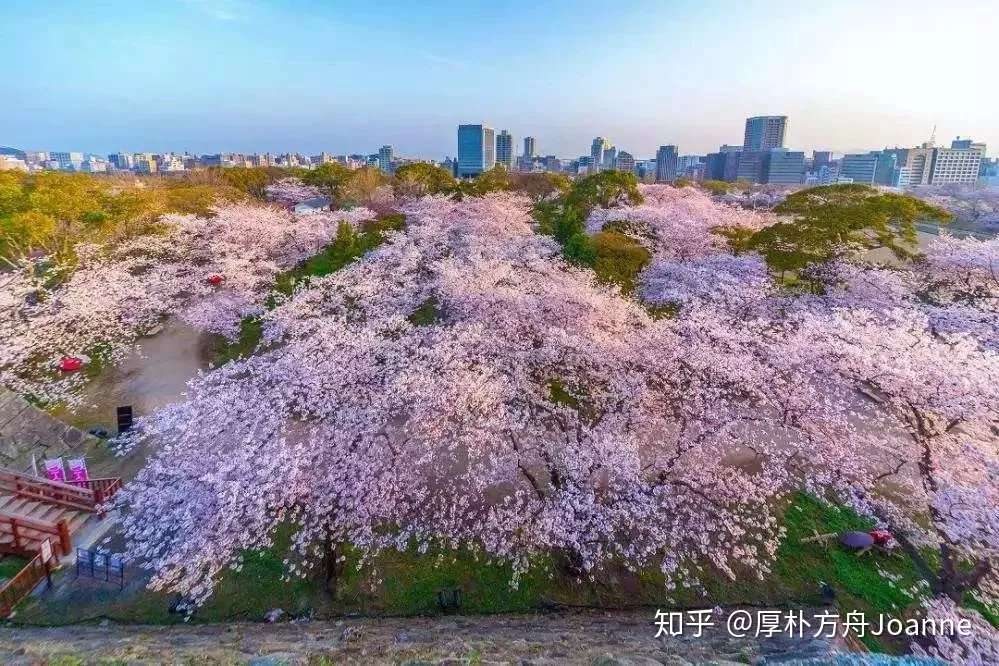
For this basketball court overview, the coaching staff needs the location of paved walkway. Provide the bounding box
[0,609,849,665]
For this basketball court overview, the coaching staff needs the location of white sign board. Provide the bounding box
[40,539,52,563]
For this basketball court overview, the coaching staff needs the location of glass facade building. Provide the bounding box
[457,124,495,178]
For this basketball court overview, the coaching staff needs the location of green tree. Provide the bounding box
[454,165,513,199]
[749,184,951,279]
[216,167,270,198]
[302,162,353,205]
[342,166,388,206]
[590,231,652,294]
[508,172,572,202]
[562,231,596,267]
[564,170,643,217]
[393,163,457,197]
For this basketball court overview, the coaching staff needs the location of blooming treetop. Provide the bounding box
[119,191,809,606]
[118,184,998,653]
[605,185,999,641]
[264,178,323,208]
[0,203,374,405]
[587,185,772,261]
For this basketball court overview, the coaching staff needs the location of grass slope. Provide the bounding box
[10,491,935,655]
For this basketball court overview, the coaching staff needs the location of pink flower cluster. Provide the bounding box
[115,184,998,651]
[0,203,375,405]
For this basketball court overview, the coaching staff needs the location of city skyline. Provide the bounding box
[3,0,997,158]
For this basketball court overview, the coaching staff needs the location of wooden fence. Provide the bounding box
[0,553,50,618]
[0,514,71,557]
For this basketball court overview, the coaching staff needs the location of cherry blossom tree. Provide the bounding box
[115,182,998,658]
[118,192,799,605]
[0,202,375,405]
[912,596,999,665]
[612,185,998,610]
[264,178,323,208]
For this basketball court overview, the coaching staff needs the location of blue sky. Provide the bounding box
[3,0,997,159]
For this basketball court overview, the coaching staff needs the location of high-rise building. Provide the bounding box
[812,151,832,171]
[736,151,766,183]
[704,148,742,182]
[763,149,805,185]
[603,145,617,170]
[840,152,881,184]
[902,144,935,187]
[0,155,28,171]
[51,151,84,170]
[980,158,999,186]
[495,130,514,169]
[743,116,788,152]
[591,137,609,171]
[108,152,133,170]
[614,151,636,174]
[677,155,704,179]
[523,136,536,160]
[378,145,394,173]
[457,124,495,178]
[655,145,678,182]
[929,138,985,185]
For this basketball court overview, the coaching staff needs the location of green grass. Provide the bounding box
[7,492,953,648]
[775,493,926,652]
[337,545,555,615]
[212,316,263,365]
[0,555,29,580]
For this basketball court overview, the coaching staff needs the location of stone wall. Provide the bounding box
[0,388,98,471]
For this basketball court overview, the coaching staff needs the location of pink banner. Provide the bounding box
[44,457,66,483]
[67,458,89,483]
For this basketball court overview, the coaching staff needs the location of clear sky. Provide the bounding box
[3,0,997,159]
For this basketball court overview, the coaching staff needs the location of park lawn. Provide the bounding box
[7,492,929,644]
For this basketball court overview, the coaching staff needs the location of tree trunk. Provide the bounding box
[323,540,344,598]
[939,550,992,603]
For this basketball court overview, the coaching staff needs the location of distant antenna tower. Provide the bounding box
[929,124,937,146]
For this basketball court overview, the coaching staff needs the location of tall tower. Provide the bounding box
[523,136,536,160]
[743,116,788,152]
[378,145,393,173]
[655,145,678,182]
[591,137,608,171]
[457,124,495,178]
[496,130,514,169]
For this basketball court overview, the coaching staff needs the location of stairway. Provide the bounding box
[0,470,122,559]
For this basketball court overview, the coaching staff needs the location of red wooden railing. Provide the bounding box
[0,514,71,557]
[0,470,123,513]
[0,553,50,618]
[73,477,124,506]
[0,470,96,512]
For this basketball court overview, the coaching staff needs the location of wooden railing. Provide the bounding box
[0,514,71,557]
[0,553,50,618]
[0,470,96,512]
[0,469,123,513]
[72,477,124,505]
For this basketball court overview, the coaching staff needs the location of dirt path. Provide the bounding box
[0,609,849,665]
[55,319,214,433]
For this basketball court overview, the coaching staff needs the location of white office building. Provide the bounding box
[930,138,985,185]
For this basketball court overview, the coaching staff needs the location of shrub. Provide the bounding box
[591,231,651,294]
